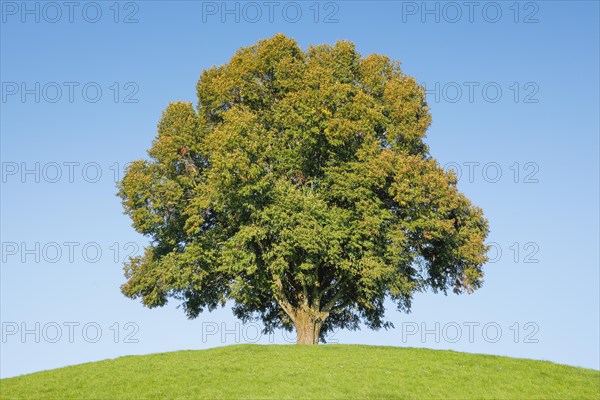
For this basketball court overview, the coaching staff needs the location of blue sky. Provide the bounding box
[1,0,598,378]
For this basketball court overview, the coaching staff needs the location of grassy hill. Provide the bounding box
[1,345,598,399]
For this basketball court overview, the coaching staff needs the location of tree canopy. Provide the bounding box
[117,34,489,344]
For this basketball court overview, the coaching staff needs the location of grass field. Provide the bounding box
[1,345,598,399]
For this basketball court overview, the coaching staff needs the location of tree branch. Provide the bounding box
[273,277,296,323]
[322,286,347,312]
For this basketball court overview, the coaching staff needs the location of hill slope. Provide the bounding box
[1,345,598,399]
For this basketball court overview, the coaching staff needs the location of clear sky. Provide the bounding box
[1,0,598,378]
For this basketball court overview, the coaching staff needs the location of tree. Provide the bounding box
[117,34,489,345]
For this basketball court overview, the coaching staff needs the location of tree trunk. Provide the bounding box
[294,310,326,345]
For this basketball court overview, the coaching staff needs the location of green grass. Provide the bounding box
[1,345,598,399]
